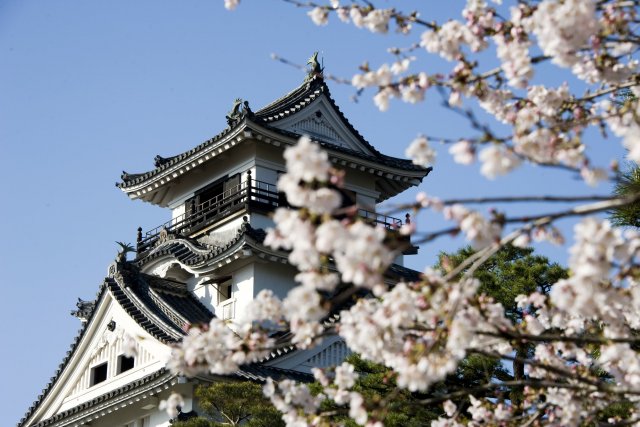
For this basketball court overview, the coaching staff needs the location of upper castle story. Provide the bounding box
[117,57,431,259]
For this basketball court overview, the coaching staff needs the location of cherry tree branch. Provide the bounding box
[476,330,640,345]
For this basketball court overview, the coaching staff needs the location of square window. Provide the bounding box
[117,355,135,374]
[218,280,232,303]
[90,362,108,386]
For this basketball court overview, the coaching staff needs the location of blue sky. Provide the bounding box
[0,1,626,425]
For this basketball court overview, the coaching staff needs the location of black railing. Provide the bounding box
[136,178,404,254]
[357,208,403,230]
[137,178,279,253]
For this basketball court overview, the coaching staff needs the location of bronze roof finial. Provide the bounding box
[305,51,324,81]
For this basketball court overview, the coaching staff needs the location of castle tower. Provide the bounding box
[19,62,431,427]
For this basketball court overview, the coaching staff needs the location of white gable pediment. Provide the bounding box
[65,324,157,399]
[29,291,171,424]
[265,335,351,373]
[271,96,373,155]
[290,113,341,143]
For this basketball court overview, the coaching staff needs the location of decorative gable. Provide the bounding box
[264,336,351,373]
[298,340,351,370]
[67,324,155,397]
[26,289,172,425]
[269,95,373,155]
[290,114,341,144]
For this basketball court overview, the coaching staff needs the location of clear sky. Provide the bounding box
[0,1,626,425]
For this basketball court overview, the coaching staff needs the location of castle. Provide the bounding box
[19,59,430,427]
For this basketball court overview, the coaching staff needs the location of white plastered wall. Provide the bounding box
[166,143,257,216]
[252,261,297,300]
[57,298,171,414]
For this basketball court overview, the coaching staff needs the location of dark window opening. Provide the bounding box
[219,281,232,303]
[90,362,108,386]
[185,174,243,225]
[117,355,135,374]
[199,181,225,207]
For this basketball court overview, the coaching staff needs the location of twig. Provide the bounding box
[476,330,640,345]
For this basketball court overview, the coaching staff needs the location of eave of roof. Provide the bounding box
[134,223,266,270]
[136,222,423,291]
[29,369,175,427]
[234,365,314,383]
[117,76,430,195]
[264,124,429,174]
[117,121,251,191]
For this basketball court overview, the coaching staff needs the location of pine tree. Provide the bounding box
[172,382,284,427]
[611,163,640,228]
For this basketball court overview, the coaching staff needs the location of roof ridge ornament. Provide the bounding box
[154,154,175,168]
[305,51,324,82]
[226,98,253,127]
[70,298,96,322]
[115,241,135,263]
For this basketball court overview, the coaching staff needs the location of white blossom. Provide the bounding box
[203,5,640,425]
[122,332,139,358]
[478,145,521,179]
[494,34,532,88]
[459,211,502,248]
[223,0,239,11]
[334,362,358,389]
[348,392,368,425]
[580,166,608,187]
[240,289,284,325]
[443,400,457,417]
[308,7,329,26]
[373,87,394,111]
[336,8,350,23]
[448,140,475,164]
[350,7,365,28]
[159,393,184,419]
[405,135,436,166]
[512,231,531,248]
[362,9,392,34]
[421,20,487,61]
[333,221,394,289]
[530,0,598,68]
[282,135,330,183]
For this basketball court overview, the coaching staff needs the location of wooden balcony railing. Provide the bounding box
[136,178,280,253]
[136,175,405,255]
[357,208,403,230]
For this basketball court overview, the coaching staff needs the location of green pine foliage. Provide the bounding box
[172,381,284,427]
[611,164,640,228]
[308,353,441,426]
[610,89,640,229]
[438,244,568,322]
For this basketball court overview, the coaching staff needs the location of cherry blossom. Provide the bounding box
[193,2,640,425]
[159,392,184,419]
[122,333,139,358]
[478,145,521,179]
[307,7,329,26]
[448,139,475,165]
[223,0,239,11]
[405,135,436,166]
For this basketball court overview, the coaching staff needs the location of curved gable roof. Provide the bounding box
[18,262,213,427]
[116,75,429,194]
